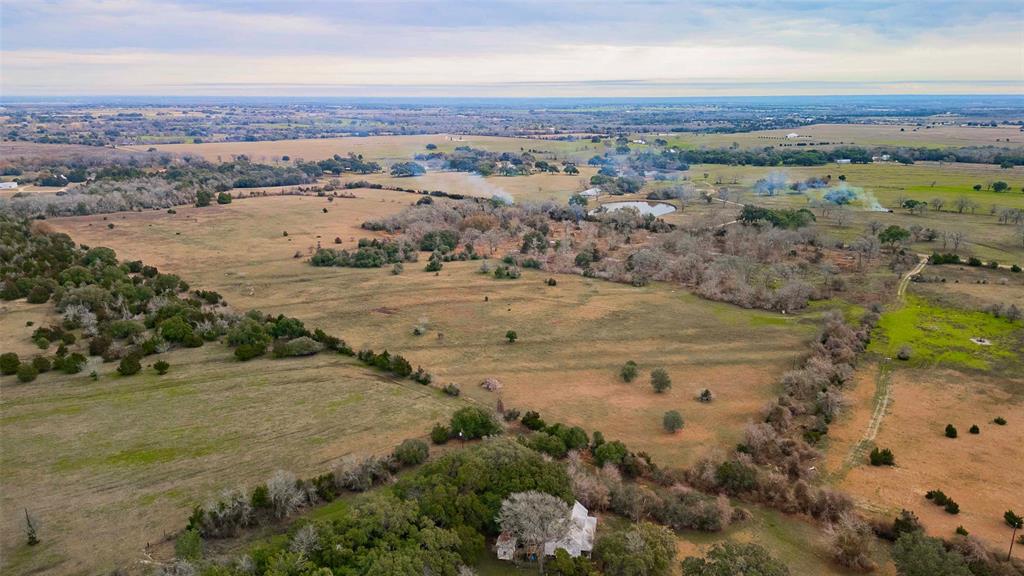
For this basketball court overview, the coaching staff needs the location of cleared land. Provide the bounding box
[48,194,820,470]
[825,364,1024,558]
[123,134,607,165]
[0,343,467,575]
[659,123,1024,150]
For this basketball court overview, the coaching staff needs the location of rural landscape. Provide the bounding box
[2,1,1023,576]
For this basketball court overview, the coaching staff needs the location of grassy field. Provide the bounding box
[825,362,1024,558]
[656,123,1024,150]
[48,194,822,470]
[678,162,1024,263]
[123,134,608,165]
[0,340,468,575]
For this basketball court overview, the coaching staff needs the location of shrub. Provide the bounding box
[26,285,51,304]
[944,500,960,514]
[945,424,958,438]
[521,410,546,431]
[505,330,518,343]
[896,345,912,360]
[393,439,429,466]
[89,335,112,356]
[681,542,790,576]
[994,416,1006,425]
[503,408,521,422]
[226,317,270,347]
[955,526,968,536]
[0,352,20,375]
[663,410,684,433]
[216,192,232,204]
[698,388,714,403]
[968,424,979,434]
[593,440,628,467]
[57,353,86,374]
[869,447,895,466]
[267,470,305,519]
[16,363,39,383]
[234,343,265,361]
[174,528,203,561]
[430,423,450,444]
[154,360,170,375]
[117,354,142,376]
[1011,264,1022,273]
[651,368,672,393]
[594,521,676,576]
[527,432,568,458]
[449,406,500,439]
[925,490,949,506]
[31,356,51,373]
[443,383,461,396]
[620,360,638,382]
[272,336,323,358]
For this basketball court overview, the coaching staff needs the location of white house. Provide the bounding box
[579,187,601,197]
[0,182,18,190]
[835,159,852,164]
[543,501,597,558]
[786,132,800,139]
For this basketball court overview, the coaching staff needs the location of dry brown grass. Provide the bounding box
[826,365,1024,557]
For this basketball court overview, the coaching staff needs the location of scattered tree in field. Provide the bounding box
[994,416,1007,425]
[505,330,518,343]
[1006,510,1023,561]
[31,356,51,373]
[879,225,910,249]
[16,364,39,383]
[498,491,571,573]
[620,360,638,382]
[955,525,969,536]
[969,424,980,434]
[663,410,684,433]
[973,184,983,191]
[118,354,141,376]
[945,424,958,438]
[449,406,500,439]
[0,352,20,375]
[216,192,232,204]
[651,368,672,393]
[697,388,714,403]
[682,542,790,576]
[24,509,39,546]
[154,360,170,375]
[993,181,1009,193]
[869,447,895,466]
[897,345,912,360]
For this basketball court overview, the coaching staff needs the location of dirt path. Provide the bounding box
[837,255,926,478]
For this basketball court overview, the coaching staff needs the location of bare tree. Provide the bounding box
[930,197,945,212]
[497,491,571,571]
[866,220,883,236]
[833,208,851,228]
[950,230,966,252]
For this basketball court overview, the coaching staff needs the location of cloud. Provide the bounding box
[1,0,1021,95]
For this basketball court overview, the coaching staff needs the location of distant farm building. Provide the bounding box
[0,182,17,189]
[786,132,800,139]
[580,187,600,197]
[836,158,852,164]
[495,532,516,561]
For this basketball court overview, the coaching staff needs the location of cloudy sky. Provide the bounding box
[1,0,1022,97]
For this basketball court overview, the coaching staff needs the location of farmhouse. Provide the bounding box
[543,501,597,558]
[580,187,600,197]
[0,182,17,189]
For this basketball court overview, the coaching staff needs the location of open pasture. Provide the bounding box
[0,341,466,575]
[659,123,1024,150]
[824,363,1024,558]
[122,134,607,165]
[48,194,821,471]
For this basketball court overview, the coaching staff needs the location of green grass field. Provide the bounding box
[1,342,468,575]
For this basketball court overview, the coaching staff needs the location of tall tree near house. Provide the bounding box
[497,491,571,572]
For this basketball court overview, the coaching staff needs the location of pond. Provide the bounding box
[591,201,677,217]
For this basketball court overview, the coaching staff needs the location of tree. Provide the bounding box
[993,181,1009,193]
[651,368,672,393]
[682,542,790,576]
[505,330,518,344]
[879,225,910,249]
[945,424,958,438]
[0,352,20,375]
[118,354,142,376]
[16,364,39,383]
[24,509,39,546]
[663,410,684,433]
[154,360,170,375]
[1006,510,1023,561]
[393,439,429,466]
[594,521,676,576]
[870,447,895,466]
[449,406,501,439]
[620,360,638,382]
[891,531,971,576]
[498,491,571,572]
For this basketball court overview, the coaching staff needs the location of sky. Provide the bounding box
[1,0,1022,97]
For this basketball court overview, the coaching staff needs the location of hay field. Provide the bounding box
[122,134,606,164]
[825,363,1024,558]
[0,342,466,576]
[48,194,821,470]
[334,167,598,204]
[660,123,1024,150]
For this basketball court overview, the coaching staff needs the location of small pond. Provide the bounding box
[591,201,677,217]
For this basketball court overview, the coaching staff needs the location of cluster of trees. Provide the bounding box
[739,205,817,229]
[312,153,381,175]
[414,146,573,176]
[310,238,419,268]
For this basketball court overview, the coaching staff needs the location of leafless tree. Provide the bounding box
[930,197,945,212]
[497,491,571,571]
